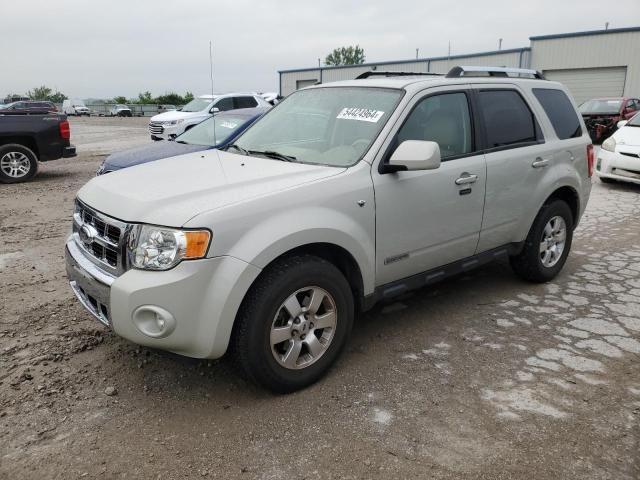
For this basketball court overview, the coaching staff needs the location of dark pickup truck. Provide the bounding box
[0,112,76,183]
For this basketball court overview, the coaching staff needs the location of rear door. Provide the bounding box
[373,88,487,285]
[473,86,555,252]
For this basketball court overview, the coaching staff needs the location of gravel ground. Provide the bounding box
[0,118,639,479]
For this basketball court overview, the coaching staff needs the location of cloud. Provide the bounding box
[1,0,638,98]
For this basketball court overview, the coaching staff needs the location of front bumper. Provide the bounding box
[596,147,640,185]
[65,237,262,358]
[148,123,182,140]
[65,240,114,327]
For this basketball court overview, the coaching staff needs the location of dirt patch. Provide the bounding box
[1,132,639,479]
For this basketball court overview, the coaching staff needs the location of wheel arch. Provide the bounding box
[542,185,580,228]
[257,242,365,309]
[0,137,39,158]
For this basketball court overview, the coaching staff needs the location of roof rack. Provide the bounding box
[445,66,545,79]
[356,71,443,79]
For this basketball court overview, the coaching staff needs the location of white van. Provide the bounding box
[63,99,90,116]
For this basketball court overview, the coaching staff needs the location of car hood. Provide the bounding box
[103,141,208,170]
[150,110,205,122]
[614,126,640,147]
[78,150,344,227]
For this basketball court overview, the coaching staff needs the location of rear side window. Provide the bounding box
[533,88,582,140]
[234,96,258,109]
[478,90,539,148]
[215,97,234,111]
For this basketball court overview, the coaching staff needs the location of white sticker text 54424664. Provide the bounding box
[336,108,385,123]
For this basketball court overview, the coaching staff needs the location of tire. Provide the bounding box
[0,144,38,184]
[510,199,574,283]
[231,255,354,393]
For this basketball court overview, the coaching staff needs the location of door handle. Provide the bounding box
[532,157,550,168]
[455,173,478,185]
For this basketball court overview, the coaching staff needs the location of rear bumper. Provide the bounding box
[63,145,77,157]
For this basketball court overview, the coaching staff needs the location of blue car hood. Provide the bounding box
[104,142,209,170]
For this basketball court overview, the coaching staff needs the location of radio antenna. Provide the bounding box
[209,40,217,146]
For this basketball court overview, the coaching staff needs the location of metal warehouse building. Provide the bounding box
[278,26,640,104]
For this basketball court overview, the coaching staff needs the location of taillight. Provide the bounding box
[586,144,594,178]
[59,120,70,140]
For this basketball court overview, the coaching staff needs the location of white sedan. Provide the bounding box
[596,113,640,185]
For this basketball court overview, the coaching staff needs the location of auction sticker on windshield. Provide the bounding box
[337,108,385,123]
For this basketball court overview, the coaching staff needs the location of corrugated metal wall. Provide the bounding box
[280,69,321,97]
[429,51,523,73]
[530,30,640,98]
[544,67,628,104]
[279,52,526,96]
[279,29,640,97]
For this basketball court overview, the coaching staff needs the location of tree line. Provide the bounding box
[3,86,194,106]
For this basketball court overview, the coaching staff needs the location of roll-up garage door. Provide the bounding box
[543,67,627,105]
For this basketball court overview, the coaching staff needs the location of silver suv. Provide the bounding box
[65,66,593,392]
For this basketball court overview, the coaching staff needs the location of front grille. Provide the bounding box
[148,122,164,135]
[73,200,129,275]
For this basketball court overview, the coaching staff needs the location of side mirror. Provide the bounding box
[211,107,220,113]
[617,120,628,129]
[387,140,441,172]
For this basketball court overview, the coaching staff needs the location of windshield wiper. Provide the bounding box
[248,150,297,162]
[225,144,249,155]
[175,140,187,144]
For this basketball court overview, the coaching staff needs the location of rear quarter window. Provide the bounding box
[532,88,582,140]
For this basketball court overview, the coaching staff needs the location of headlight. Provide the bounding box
[127,225,211,271]
[602,137,616,152]
[164,119,184,126]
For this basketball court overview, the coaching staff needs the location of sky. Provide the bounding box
[1,0,639,100]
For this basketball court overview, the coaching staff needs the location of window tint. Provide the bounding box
[533,88,582,140]
[396,92,473,159]
[478,90,538,148]
[215,97,234,111]
[234,96,258,109]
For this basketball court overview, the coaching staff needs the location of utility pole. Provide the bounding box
[318,58,321,67]
[448,41,451,59]
[605,22,609,30]
[416,48,419,59]
[498,38,503,50]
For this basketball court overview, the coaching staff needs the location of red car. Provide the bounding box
[579,97,640,143]
[0,100,58,115]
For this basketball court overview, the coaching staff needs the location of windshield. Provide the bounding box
[579,99,622,114]
[177,114,250,146]
[627,112,640,127]
[181,98,212,112]
[115,104,128,109]
[233,87,402,167]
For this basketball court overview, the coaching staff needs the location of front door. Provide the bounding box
[373,89,486,286]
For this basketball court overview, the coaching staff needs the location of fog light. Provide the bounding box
[596,158,602,171]
[132,305,176,338]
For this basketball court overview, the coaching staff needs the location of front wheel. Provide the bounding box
[0,144,38,183]
[510,200,574,283]
[231,255,354,393]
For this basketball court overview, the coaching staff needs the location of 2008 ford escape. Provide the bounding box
[66,66,593,392]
